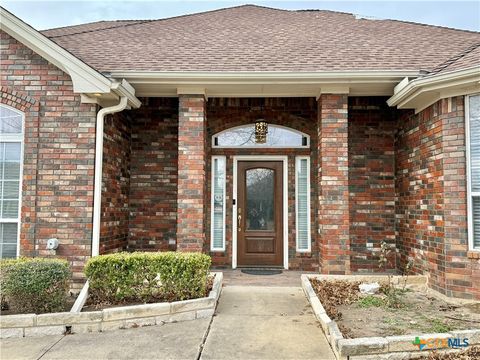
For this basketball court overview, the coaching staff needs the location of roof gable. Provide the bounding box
[42,4,480,73]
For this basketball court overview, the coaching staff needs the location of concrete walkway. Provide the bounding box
[1,319,211,360]
[200,286,335,360]
[1,272,335,360]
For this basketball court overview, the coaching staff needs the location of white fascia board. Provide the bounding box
[109,70,421,85]
[393,77,411,94]
[0,7,111,93]
[387,67,480,110]
[109,70,420,98]
[111,79,142,108]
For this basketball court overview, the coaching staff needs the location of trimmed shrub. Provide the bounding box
[84,252,211,304]
[0,257,71,314]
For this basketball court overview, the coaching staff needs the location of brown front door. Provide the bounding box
[237,161,283,267]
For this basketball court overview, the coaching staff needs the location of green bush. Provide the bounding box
[0,257,71,314]
[84,252,212,304]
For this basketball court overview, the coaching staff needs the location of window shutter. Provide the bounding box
[296,157,310,251]
[211,157,226,251]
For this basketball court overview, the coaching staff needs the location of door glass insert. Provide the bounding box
[246,168,274,231]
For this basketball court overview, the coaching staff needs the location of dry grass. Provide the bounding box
[310,279,362,338]
[310,279,360,320]
[417,346,480,360]
[310,279,479,339]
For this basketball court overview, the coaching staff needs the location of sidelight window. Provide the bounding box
[0,104,23,259]
[467,94,480,250]
[211,156,226,251]
[295,156,311,252]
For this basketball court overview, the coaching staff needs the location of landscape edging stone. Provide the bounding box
[0,272,222,338]
[301,274,476,360]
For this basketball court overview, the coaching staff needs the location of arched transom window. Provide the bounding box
[0,104,24,259]
[212,124,309,148]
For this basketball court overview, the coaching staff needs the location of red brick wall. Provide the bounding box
[128,98,178,251]
[2,29,476,299]
[348,97,396,272]
[207,98,319,270]
[317,94,350,274]
[100,112,131,254]
[396,102,447,291]
[1,31,96,287]
[396,97,479,299]
[177,95,207,252]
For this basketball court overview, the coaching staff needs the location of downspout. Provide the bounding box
[91,96,129,257]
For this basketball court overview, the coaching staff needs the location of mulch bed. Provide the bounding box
[310,279,361,319]
[83,275,215,312]
[310,279,361,337]
[416,346,480,360]
[310,279,480,339]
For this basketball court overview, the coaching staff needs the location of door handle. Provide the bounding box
[238,208,242,232]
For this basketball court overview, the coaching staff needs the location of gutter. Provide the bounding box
[91,96,129,257]
[109,70,421,79]
[111,79,142,108]
[387,66,480,110]
[108,70,421,85]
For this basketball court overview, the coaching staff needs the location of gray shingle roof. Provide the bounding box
[41,5,480,73]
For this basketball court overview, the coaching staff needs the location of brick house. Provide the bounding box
[0,5,479,298]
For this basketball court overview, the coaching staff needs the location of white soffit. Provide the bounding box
[108,70,421,97]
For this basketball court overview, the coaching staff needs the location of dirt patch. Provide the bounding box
[83,275,215,312]
[311,279,480,339]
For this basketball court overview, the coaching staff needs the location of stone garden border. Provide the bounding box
[301,274,480,360]
[0,272,222,339]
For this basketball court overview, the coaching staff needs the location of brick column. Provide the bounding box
[177,94,207,252]
[440,97,473,299]
[317,94,350,274]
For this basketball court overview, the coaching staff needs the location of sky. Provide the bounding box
[2,0,479,32]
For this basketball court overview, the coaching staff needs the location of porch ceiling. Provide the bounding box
[107,71,421,98]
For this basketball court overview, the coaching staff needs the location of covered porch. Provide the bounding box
[99,91,400,275]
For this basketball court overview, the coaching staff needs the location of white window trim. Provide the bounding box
[0,104,24,258]
[232,155,289,269]
[212,124,310,149]
[295,156,311,252]
[466,93,480,251]
[210,156,226,252]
